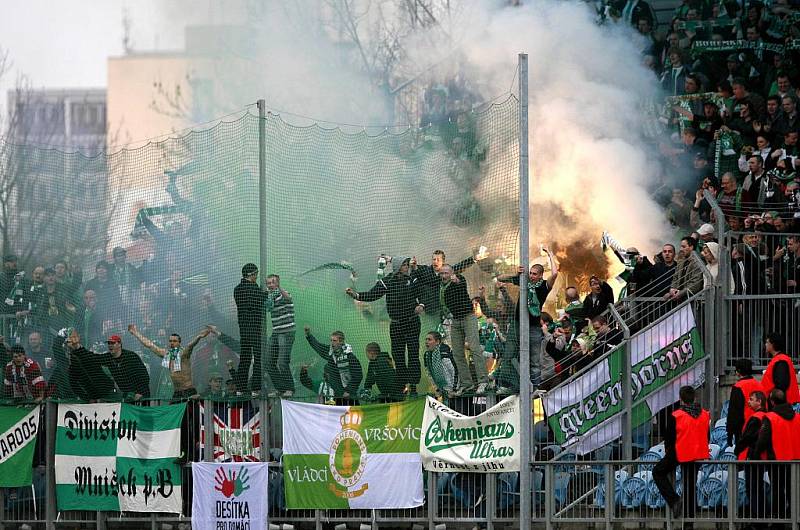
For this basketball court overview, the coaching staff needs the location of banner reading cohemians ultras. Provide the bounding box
[542,305,705,454]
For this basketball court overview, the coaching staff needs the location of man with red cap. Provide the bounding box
[98,334,150,401]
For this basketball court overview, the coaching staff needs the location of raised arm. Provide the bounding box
[544,249,559,288]
[347,280,388,302]
[127,324,167,357]
[183,327,212,359]
[304,327,331,360]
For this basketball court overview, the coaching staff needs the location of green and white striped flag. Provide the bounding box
[282,398,424,509]
[0,405,41,487]
[55,403,185,513]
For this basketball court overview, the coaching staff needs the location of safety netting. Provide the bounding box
[0,95,520,403]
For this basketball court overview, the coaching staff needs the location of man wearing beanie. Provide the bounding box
[347,257,425,394]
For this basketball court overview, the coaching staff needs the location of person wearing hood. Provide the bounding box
[756,389,800,521]
[346,256,424,395]
[653,385,709,522]
[303,326,362,401]
[733,390,767,524]
[727,358,763,447]
[701,241,734,293]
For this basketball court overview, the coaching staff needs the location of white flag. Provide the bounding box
[192,462,269,530]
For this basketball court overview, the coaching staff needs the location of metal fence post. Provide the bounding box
[604,464,613,530]
[727,461,736,530]
[544,464,553,530]
[704,286,717,417]
[793,462,800,530]
[204,398,214,462]
[45,401,56,530]
[517,50,532,530]
[427,470,436,530]
[609,305,632,460]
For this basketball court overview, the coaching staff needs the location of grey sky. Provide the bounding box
[0,0,209,91]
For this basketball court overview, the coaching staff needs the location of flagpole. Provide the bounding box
[518,52,532,530]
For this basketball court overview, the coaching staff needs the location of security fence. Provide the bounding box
[717,229,800,371]
[4,396,800,530]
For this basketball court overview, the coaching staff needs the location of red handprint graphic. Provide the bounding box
[214,467,236,498]
[214,467,251,498]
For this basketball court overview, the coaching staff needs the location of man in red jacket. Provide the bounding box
[756,389,800,521]
[653,386,710,522]
[760,333,799,407]
[726,358,763,447]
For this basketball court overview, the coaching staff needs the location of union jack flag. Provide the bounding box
[199,402,262,462]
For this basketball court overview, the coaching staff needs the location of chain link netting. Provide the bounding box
[1,96,520,403]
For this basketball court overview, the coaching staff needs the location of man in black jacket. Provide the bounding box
[410,249,488,316]
[233,263,269,393]
[632,244,677,297]
[434,264,488,394]
[302,326,362,401]
[346,257,424,394]
[99,334,150,400]
[65,329,115,401]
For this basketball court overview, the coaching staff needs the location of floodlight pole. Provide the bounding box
[518,52,532,530]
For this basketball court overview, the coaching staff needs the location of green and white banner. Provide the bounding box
[55,403,186,512]
[282,398,424,509]
[421,395,519,473]
[543,305,705,454]
[0,405,41,487]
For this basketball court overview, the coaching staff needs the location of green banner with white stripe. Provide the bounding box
[55,403,185,512]
[0,405,41,487]
[543,305,706,454]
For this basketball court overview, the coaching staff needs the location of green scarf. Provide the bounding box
[528,280,544,318]
[162,347,182,372]
[82,308,93,343]
[439,281,452,317]
[330,344,353,389]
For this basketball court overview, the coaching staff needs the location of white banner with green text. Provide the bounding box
[421,395,519,472]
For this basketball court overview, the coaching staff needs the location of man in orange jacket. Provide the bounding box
[760,333,799,407]
[756,389,800,521]
[726,358,763,447]
[653,386,710,523]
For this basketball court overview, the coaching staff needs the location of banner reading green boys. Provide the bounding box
[543,305,705,454]
[421,395,520,472]
[282,398,424,509]
[0,405,41,487]
[55,403,185,512]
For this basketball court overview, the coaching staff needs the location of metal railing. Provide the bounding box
[6,404,800,530]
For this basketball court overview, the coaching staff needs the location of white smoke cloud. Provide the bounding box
[154,0,673,271]
[450,1,673,257]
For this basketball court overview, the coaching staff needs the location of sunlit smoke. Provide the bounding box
[446,1,673,283]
